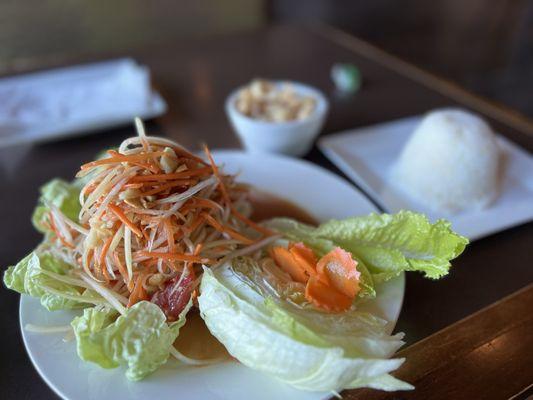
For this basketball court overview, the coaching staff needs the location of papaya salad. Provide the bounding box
[49,121,276,320]
[4,119,468,393]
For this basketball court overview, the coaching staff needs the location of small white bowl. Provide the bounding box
[225,81,329,156]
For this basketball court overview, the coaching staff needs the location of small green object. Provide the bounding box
[331,63,361,93]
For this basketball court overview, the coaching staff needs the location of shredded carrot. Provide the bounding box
[123,182,144,190]
[163,218,176,253]
[192,197,223,211]
[130,161,160,174]
[113,253,133,291]
[141,180,194,196]
[202,212,254,244]
[180,197,221,215]
[49,123,283,320]
[231,206,274,236]
[103,151,160,174]
[108,204,143,237]
[98,236,114,267]
[129,167,211,182]
[172,146,208,165]
[128,273,148,307]
[203,144,231,204]
[80,151,166,170]
[138,251,208,263]
[184,214,204,235]
[193,243,203,255]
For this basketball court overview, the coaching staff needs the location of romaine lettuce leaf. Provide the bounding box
[265,211,468,282]
[71,299,192,381]
[3,251,98,310]
[199,261,411,392]
[32,179,82,232]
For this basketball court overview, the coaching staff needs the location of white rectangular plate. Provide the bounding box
[319,115,533,240]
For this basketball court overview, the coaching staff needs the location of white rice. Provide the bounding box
[392,108,501,214]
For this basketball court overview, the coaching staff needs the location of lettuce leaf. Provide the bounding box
[3,251,98,311]
[71,300,192,381]
[199,261,411,392]
[32,179,82,232]
[265,211,468,283]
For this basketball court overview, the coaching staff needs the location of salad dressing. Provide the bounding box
[174,311,231,361]
[249,189,317,226]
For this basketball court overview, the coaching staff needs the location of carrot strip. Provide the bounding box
[108,204,142,237]
[172,146,208,165]
[191,197,222,211]
[80,151,165,170]
[130,161,160,174]
[138,251,208,263]
[127,273,148,307]
[203,145,271,236]
[193,243,204,255]
[202,212,254,244]
[203,145,231,204]
[113,253,134,292]
[129,167,211,182]
[180,197,221,214]
[231,207,274,236]
[100,262,111,281]
[141,180,194,196]
[98,236,114,267]
[107,150,161,174]
[184,214,204,235]
[163,218,176,253]
[123,183,144,190]
[139,258,159,268]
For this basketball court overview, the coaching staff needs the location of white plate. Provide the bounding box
[319,116,533,241]
[20,150,405,400]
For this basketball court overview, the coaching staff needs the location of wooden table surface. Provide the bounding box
[1,24,532,400]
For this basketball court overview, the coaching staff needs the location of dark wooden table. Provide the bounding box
[1,24,532,400]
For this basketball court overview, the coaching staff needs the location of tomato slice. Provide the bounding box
[151,273,193,321]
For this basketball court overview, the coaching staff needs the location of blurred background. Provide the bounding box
[0,0,531,117]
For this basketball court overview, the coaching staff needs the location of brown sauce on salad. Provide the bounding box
[174,189,316,361]
[249,189,317,226]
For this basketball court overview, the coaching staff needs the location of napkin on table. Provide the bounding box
[0,58,159,141]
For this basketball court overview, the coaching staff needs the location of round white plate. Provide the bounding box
[20,150,405,400]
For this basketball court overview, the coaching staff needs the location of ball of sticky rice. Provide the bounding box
[392,108,501,214]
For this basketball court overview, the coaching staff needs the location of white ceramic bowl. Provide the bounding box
[225,81,329,156]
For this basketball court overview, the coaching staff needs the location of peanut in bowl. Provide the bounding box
[225,79,329,157]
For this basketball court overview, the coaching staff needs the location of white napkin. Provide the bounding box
[0,59,153,137]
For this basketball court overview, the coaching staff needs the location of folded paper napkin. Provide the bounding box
[0,59,152,137]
